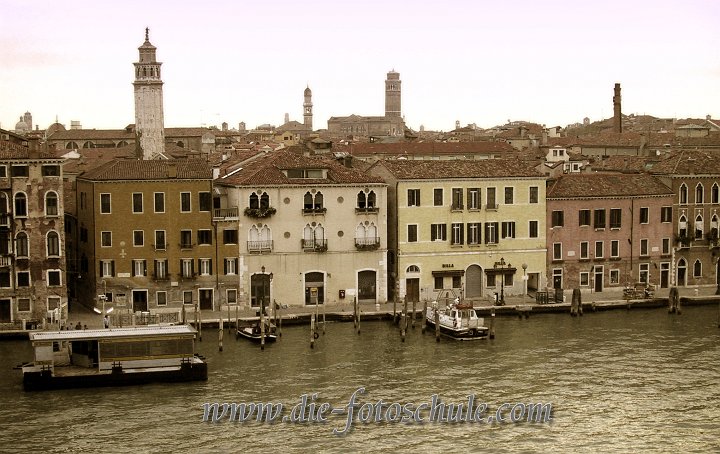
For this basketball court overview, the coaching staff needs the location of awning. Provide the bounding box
[485,267,517,275]
[431,270,465,277]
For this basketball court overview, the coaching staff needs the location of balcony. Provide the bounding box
[213,207,239,221]
[355,206,379,214]
[675,234,691,249]
[152,273,170,282]
[302,207,327,215]
[355,237,380,251]
[153,243,167,251]
[0,213,10,228]
[0,255,11,267]
[302,238,327,252]
[486,203,498,211]
[179,242,194,250]
[243,206,276,219]
[248,240,273,253]
[450,204,464,211]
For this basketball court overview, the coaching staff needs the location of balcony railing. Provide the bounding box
[153,243,167,251]
[451,204,464,211]
[152,273,170,281]
[355,237,380,251]
[0,214,10,228]
[302,238,328,252]
[244,207,276,219]
[302,207,327,215]
[213,207,239,220]
[486,203,498,210]
[355,207,379,214]
[0,256,11,266]
[179,242,194,250]
[248,240,273,253]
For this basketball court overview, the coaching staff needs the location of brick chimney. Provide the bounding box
[613,83,622,133]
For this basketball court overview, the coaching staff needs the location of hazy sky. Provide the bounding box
[1,0,718,133]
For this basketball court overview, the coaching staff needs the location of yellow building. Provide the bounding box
[75,159,214,314]
[369,159,547,304]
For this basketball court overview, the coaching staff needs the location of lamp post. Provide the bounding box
[522,263,528,297]
[494,257,510,306]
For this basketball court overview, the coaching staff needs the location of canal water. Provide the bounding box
[1,307,719,453]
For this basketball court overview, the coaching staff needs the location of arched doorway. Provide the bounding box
[358,270,377,303]
[677,258,687,286]
[465,265,483,299]
[304,272,324,305]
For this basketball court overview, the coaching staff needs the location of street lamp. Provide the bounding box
[522,263,528,297]
[494,257,510,306]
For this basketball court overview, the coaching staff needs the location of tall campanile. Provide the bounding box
[133,28,165,159]
[303,86,313,131]
[385,70,401,118]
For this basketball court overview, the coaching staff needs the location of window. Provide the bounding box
[154,230,166,250]
[487,273,496,287]
[133,230,144,247]
[0,271,9,288]
[227,289,237,305]
[47,270,61,286]
[430,224,447,241]
[693,259,702,278]
[198,258,212,276]
[595,241,604,259]
[695,215,704,239]
[696,183,704,204]
[679,215,688,237]
[199,192,212,212]
[42,165,60,177]
[552,243,562,261]
[434,276,444,290]
[639,263,650,283]
[713,183,719,204]
[504,187,514,205]
[46,231,60,257]
[529,186,538,204]
[580,272,589,287]
[100,193,111,214]
[407,189,420,207]
[662,238,670,255]
[580,241,589,259]
[101,260,115,277]
[197,229,212,245]
[486,188,497,209]
[501,221,515,239]
[223,229,238,244]
[156,291,167,307]
[468,188,480,209]
[579,209,591,227]
[610,269,620,285]
[224,258,238,275]
[468,223,481,244]
[451,188,463,210]
[101,231,112,247]
[594,209,606,229]
[154,192,165,213]
[48,297,61,312]
[17,298,31,312]
[180,230,192,248]
[610,209,622,229]
[529,220,538,238]
[639,207,649,224]
[132,193,143,213]
[661,206,672,223]
[181,259,194,278]
[679,184,688,205]
[611,240,620,258]
[451,223,464,245]
[407,225,418,242]
[181,192,191,212]
[183,291,193,305]
[485,222,498,244]
[433,188,443,206]
[14,193,27,216]
[15,232,28,257]
[11,165,28,177]
[154,259,168,280]
[133,259,147,277]
[640,239,649,256]
[551,210,564,228]
[45,192,58,216]
[0,166,5,178]
[452,275,462,289]
[17,271,30,287]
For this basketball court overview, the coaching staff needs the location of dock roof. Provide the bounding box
[29,325,198,342]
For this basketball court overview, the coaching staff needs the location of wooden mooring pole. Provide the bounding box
[260,305,266,351]
[668,287,681,314]
[218,318,224,352]
[401,298,407,342]
[434,306,440,342]
[310,315,316,349]
[235,305,239,337]
[227,304,231,333]
[489,307,496,340]
[411,299,416,329]
[421,301,427,333]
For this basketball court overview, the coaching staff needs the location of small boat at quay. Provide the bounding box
[425,291,489,341]
[236,320,278,344]
[21,325,207,391]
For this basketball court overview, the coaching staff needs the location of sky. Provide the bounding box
[1,0,719,133]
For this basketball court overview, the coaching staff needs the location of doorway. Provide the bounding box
[199,289,213,311]
[132,290,148,312]
[0,298,10,322]
[660,263,670,288]
[304,272,324,305]
[406,278,419,303]
[358,270,377,303]
[251,274,271,308]
[594,266,604,292]
[465,265,483,298]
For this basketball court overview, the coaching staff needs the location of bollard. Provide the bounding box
[434,307,440,342]
[489,308,496,339]
[421,301,427,333]
[218,318,224,352]
[310,314,315,349]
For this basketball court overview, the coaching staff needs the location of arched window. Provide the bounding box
[677,258,687,286]
[357,191,366,209]
[367,191,376,208]
[47,231,60,257]
[249,192,259,209]
[67,141,79,149]
[693,259,702,278]
[14,192,27,217]
[678,215,688,237]
[356,223,366,240]
[117,141,129,148]
[314,192,324,210]
[679,184,688,205]
[304,192,313,211]
[695,183,704,204]
[367,222,377,240]
[695,214,704,239]
[712,183,719,204]
[260,192,270,209]
[0,193,8,214]
[15,232,28,258]
[407,265,420,273]
[45,191,58,216]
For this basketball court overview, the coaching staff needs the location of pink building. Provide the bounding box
[546,173,673,292]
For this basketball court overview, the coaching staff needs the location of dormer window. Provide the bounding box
[286,168,324,178]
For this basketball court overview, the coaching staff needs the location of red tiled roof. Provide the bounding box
[0,141,58,159]
[78,158,212,181]
[591,156,659,173]
[371,158,543,179]
[547,173,672,199]
[650,149,720,176]
[215,149,385,186]
[333,141,516,157]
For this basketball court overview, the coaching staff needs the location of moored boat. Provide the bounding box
[236,321,278,344]
[425,295,489,341]
[21,325,207,391]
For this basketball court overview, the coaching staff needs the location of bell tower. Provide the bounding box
[303,86,313,131]
[133,28,165,159]
[385,70,401,118]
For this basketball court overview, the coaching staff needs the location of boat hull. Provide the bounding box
[425,317,489,340]
[236,328,277,343]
